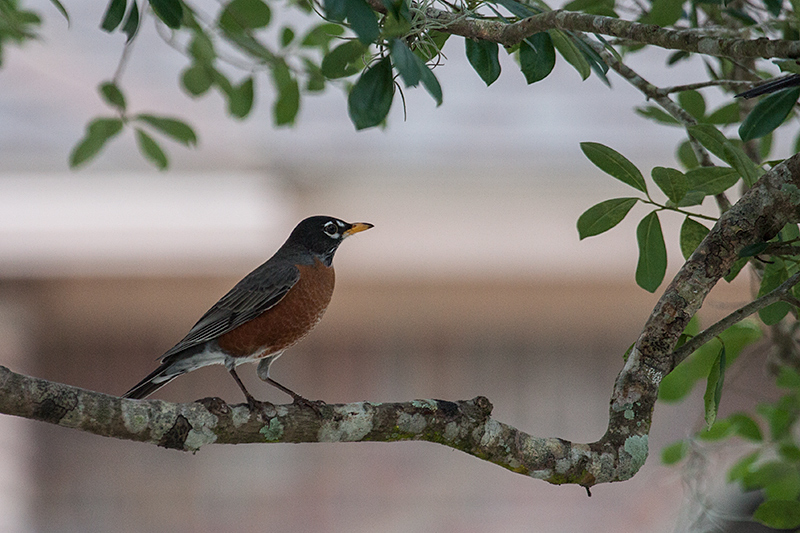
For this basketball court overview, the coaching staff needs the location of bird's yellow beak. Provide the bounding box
[343,222,374,237]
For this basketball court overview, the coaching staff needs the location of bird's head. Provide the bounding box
[287,216,373,265]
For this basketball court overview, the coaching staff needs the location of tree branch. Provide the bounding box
[2,156,800,489]
[0,365,641,490]
[401,5,800,60]
[671,271,800,367]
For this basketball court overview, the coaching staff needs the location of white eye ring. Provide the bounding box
[323,221,338,236]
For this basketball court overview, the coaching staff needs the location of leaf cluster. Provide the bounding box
[70,82,197,170]
[663,367,800,530]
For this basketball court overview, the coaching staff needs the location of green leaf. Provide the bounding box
[99,81,126,112]
[389,39,442,105]
[135,128,168,170]
[635,106,680,125]
[519,33,555,84]
[220,27,274,61]
[663,316,762,402]
[577,42,609,86]
[344,0,380,44]
[324,0,346,21]
[685,166,739,196]
[300,23,345,48]
[348,56,394,130]
[765,0,783,16]
[121,0,140,42]
[727,413,762,441]
[418,62,443,106]
[759,259,791,325]
[703,345,725,429]
[636,211,667,292]
[219,0,271,32]
[706,102,740,125]
[271,62,300,126]
[549,29,590,80]
[465,39,501,86]
[724,257,748,283]
[661,440,689,465]
[687,124,730,161]
[390,38,421,87]
[641,0,684,26]
[211,70,234,95]
[697,418,734,441]
[580,142,647,193]
[563,0,617,15]
[48,0,71,24]
[101,0,126,32]
[417,31,450,62]
[760,132,774,161]
[676,140,699,170]
[673,190,706,207]
[678,90,706,120]
[743,461,791,491]
[723,143,763,187]
[189,32,216,62]
[754,500,800,529]
[280,27,294,47]
[688,125,763,186]
[740,87,800,141]
[303,58,326,92]
[780,443,800,462]
[228,77,254,118]
[321,40,368,79]
[667,51,690,65]
[765,468,800,500]
[739,241,769,257]
[69,118,124,168]
[777,367,800,390]
[493,0,538,18]
[679,217,710,260]
[652,166,688,203]
[182,64,214,96]
[381,0,411,21]
[577,197,638,239]
[150,0,182,29]
[758,396,798,441]
[135,114,198,146]
[728,451,759,483]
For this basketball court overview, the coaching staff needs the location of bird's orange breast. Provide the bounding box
[216,260,335,358]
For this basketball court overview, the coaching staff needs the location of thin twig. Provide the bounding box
[671,271,800,368]
[654,80,755,96]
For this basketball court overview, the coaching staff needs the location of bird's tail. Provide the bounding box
[122,361,181,400]
[736,74,800,99]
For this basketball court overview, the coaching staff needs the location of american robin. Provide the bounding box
[123,216,373,409]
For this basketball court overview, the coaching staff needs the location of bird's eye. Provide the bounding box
[323,221,338,236]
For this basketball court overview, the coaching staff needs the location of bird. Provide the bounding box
[122,215,373,410]
[736,74,800,99]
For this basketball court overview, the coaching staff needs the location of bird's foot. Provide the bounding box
[241,394,276,417]
[292,395,326,416]
[195,396,231,415]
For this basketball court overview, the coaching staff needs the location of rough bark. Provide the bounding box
[367,1,800,60]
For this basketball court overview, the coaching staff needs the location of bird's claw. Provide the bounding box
[244,396,276,417]
[292,395,326,415]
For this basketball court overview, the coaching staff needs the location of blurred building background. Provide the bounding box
[0,1,780,531]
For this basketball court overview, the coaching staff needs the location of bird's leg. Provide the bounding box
[266,377,326,414]
[228,367,271,411]
[261,376,325,415]
[257,357,325,414]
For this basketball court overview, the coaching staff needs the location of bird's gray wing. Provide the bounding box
[160,263,300,361]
